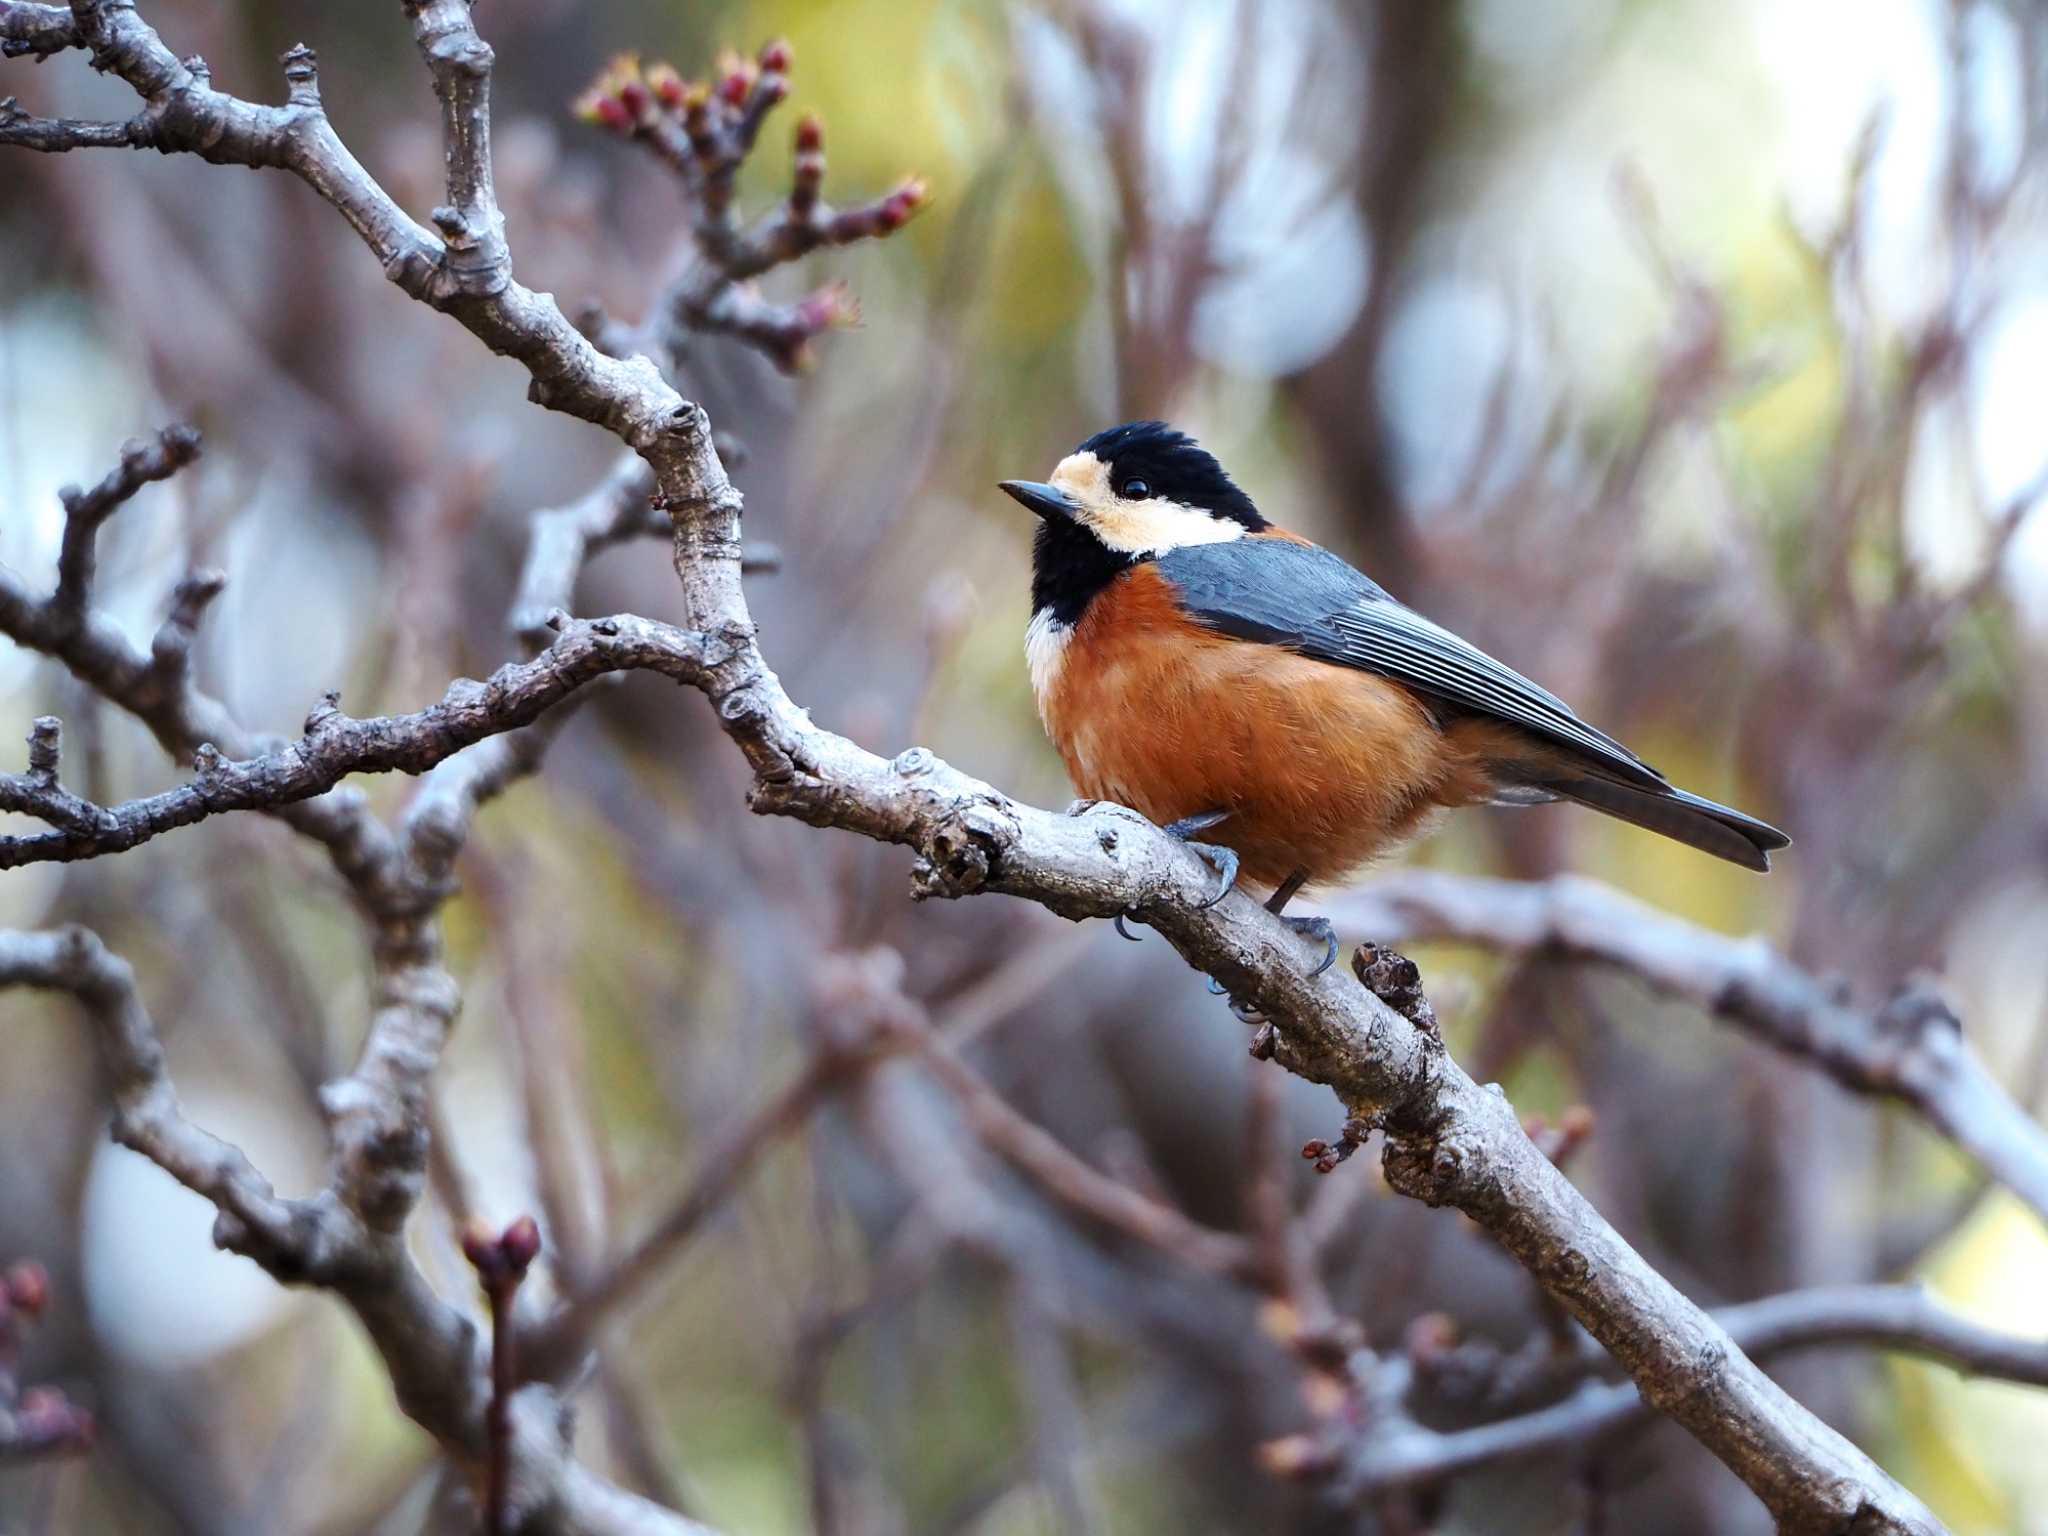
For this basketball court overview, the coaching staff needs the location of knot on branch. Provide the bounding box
[303,690,345,738]
[1875,976,1962,1048]
[1353,943,1438,1036]
[279,42,319,106]
[422,30,492,81]
[910,798,1019,900]
[1381,1124,1481,1209]
[25,716,60,783]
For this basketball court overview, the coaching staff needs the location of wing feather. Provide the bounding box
[1155,538,1666,790]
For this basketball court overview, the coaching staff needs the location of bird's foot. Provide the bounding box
[1115,810,1238,940]
[1282,914,1339,979]
[1208,893,1337,1019]
[1162,811,1239,911]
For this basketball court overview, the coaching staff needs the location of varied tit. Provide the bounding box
[999,421,1788,971]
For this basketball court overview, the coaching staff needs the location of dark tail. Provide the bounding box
[1540,777,1790,872]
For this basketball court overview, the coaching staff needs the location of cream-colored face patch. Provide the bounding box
[1049,451,1247,556]
[1023,606,1071,723]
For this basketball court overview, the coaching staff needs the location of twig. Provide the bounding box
[576,45,926,371]
[462,1217,542,1536]
[51,425,201,626]
[0,926,324,1268]
[0,429,403,897]
[0,614,699,868]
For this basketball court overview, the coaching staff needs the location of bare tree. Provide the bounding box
[3,3,2046,1534]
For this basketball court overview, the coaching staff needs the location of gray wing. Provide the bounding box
[1153,537,1668,791]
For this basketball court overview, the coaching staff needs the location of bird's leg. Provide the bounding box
[1268,869,1338,978]
[1114,809,1238,941]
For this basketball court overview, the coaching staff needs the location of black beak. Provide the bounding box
[998,480,1079,523]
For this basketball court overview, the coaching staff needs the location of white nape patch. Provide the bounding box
[1049,450,1249,557]
[1024,607,1072,718]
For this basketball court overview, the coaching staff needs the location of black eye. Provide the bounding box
[1120,478,1151,500]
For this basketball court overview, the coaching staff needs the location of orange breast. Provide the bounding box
[1037,562,1486,891]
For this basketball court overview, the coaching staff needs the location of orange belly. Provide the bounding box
[1036,566,1492,891]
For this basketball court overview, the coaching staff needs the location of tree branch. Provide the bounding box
[0,431,404,898]
[1327,1283,2048,1499]
[1335,871,2048,1228]
[0,613,699,869]
[0,922,714,1535]
[0,1,75,60]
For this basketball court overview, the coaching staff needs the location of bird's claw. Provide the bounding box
[1284,915,1339,978]
[1118,811,1239,942]
[1160,811,1239,911]
[1186,842,1239,910]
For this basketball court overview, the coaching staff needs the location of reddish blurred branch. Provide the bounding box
[464,1217,543,1536]
[0,1261,93,1462]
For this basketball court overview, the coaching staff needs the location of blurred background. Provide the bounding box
[4,0,2048,1531]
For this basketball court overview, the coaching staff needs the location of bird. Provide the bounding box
[998,420,1789,972]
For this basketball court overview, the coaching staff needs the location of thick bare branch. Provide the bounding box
[0,2,75,60]
[1336,872,2048,1228]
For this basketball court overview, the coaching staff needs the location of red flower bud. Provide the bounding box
[720,70,751,107]
[459,1218,499,1272]
[874,177,929,232]
[6,1260,49,1317]
[759,38,793,74]
[1256,1434,1333,1480]
[594,94,633,134]
[795,112,824,152]
[647,62,686,109]
[501,1214,542,1271]
[618,79,650,119]
[795,282,859,334]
